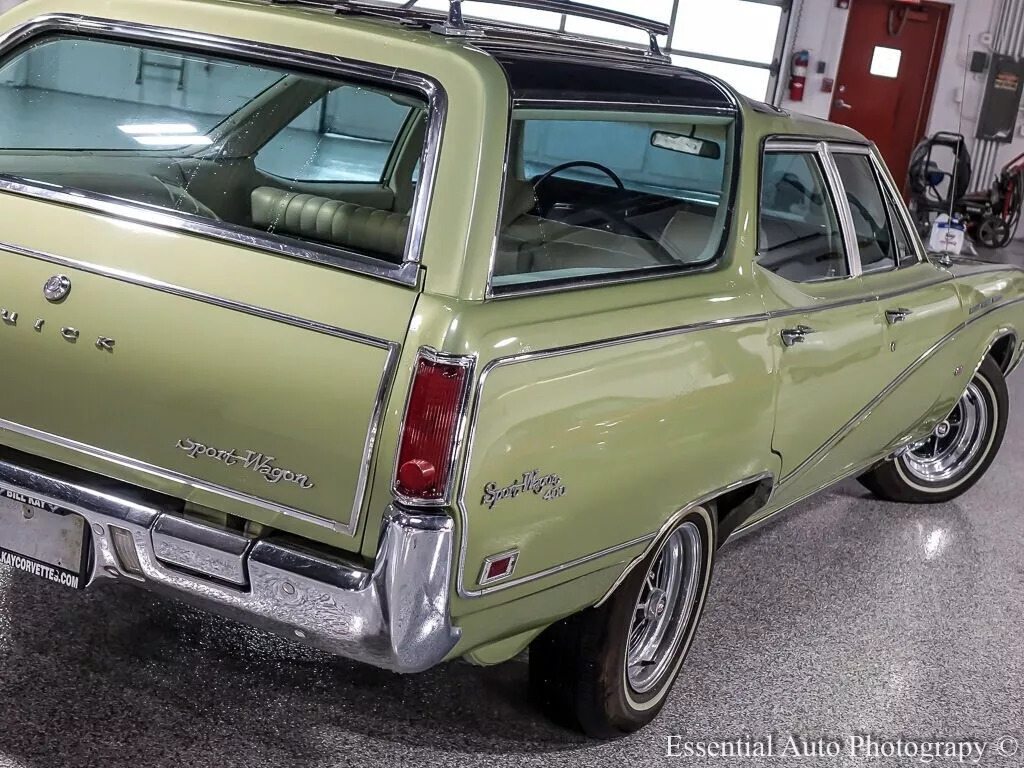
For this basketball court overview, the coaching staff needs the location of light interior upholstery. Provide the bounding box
[658,206,727,264]
[496,203,720,277]
[251,187,410,260]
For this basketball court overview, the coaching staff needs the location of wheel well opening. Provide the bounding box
[989,334,1017,374]
[714,476,774,545]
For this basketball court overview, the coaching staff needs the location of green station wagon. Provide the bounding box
[0,0,1021,739]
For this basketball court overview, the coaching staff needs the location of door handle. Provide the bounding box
[834,98,853,110]
[781,325,815,347]
[885,308,913,325]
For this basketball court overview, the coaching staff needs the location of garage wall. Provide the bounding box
[782,0,999,150]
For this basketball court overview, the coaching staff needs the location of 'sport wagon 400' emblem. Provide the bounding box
[482,469,567,509]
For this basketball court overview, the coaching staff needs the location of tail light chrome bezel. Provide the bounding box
[391,347,476,508]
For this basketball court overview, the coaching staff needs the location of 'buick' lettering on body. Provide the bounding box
[176,437,315,489]
[481,469,566,509]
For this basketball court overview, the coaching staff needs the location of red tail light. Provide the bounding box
[394,350,473,504]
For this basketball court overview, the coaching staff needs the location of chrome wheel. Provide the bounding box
[625,523,702,695]
[903,382,989,483]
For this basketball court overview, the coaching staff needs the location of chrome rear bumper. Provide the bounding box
[0,457,460,673]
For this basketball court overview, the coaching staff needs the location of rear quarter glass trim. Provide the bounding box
[0,14,448,287]
[484,94,743,300]
[0,238,402,538]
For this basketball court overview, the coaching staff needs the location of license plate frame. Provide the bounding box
[0,488,89,590]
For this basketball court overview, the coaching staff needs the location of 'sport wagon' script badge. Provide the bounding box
[176,437,315,489]
[481,469,566,509]
[43,275,72,302]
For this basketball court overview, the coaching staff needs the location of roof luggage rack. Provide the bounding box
[270,0,671,59]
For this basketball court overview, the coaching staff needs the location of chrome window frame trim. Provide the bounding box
[868,152,929,267]
[0,14,449,287]
[0,238,401,537]
[817,141,864,277]
[482,92,742,300]
[390,347,477,509]
[758,138,860,281]
[827,145,926,275]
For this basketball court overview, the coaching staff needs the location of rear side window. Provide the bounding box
[493,111,735,292]
[0,35,432,268]
[758,152,848,282]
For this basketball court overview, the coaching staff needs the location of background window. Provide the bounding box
[377,0,789,101]
[833,153,898,273]
[759,152,848,282]
[256,86,414,182]
[494,113,734,290]
[0,38,281,150]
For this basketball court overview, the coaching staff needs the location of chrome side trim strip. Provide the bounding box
[595,472,774,606]
[0,239,395,349]
[472,312,770,368]
[776,296,1024,489]
[0,416,339,530]
[454,288,1024,598]
[725,460,879,544]
[764,274,958,322]
[459,532,655,599]
[0,14,447,285]
[727,325,1024,543]
[0,239,403,536]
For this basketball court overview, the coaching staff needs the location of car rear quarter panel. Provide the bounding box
[406,260,779,621]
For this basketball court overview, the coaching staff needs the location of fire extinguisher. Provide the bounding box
[789,50,810,101]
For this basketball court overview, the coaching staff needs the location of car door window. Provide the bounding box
[758,151,848,282]
[832,153,901,273]
[880,178,920,267]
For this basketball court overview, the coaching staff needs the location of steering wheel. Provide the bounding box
[533,161,626,194]
[848,195,887,246]
[528,161,680,266]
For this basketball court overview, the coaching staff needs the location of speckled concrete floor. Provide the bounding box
[2,251,1024,768]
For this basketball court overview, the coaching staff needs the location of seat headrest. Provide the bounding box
[251,187,409,261]
[501,177,537,228]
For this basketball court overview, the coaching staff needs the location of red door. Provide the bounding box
[829,0,950,185]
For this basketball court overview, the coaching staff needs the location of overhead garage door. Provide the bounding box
[413,0,793,102]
